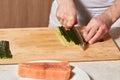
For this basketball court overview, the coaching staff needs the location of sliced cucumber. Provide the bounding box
[56,26,87,50]
[55,29,69,47]
[0,41,12,59]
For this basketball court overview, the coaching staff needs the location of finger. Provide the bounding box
[85,25,99,42]
[56,12,65,24]
[85,25,91,33]
[66,20,75,29]
[96,30,108,42]
[83,32,87,39]
[97,34,104,42]
[63,18,76,29]
[85,18,99,33]
[57,15,64,25]
[85,20,95,33]
[59,19,64,25]
[88,27,103,44]
[63,20,68,28]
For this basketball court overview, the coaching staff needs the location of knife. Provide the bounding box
[72,27,87,50]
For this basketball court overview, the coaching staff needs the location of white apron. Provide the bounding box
[48,0,115,27]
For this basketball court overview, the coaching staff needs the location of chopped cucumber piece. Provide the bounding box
[56,26,87,50]
[0,41,12,59]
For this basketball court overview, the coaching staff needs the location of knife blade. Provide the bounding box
[72,27,87,50]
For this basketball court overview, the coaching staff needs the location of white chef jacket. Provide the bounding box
[48,0,115,27]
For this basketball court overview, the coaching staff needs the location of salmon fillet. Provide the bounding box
[18,62,71,80]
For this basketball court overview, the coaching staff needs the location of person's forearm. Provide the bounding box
[105,0,120,23]
[57,0,73,5]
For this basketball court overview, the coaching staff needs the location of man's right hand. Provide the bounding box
[56,0,77,29]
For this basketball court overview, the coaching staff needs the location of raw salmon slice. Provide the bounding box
[18,62,71,80]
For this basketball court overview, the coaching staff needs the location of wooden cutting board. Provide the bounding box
[0,27,120,64]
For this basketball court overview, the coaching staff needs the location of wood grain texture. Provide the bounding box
[0,27,120,64]
[0,0,52,28]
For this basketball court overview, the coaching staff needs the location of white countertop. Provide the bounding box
[0,26,120,80]
[71,60,120,80]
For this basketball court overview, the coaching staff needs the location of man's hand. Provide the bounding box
[56,0,77,29]
[83,13,112,44]
[83,0,120,44]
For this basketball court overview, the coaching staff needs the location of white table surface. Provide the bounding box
[0,26,120,80]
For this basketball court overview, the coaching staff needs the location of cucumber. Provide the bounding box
[0,41,12,59]
[55,29,69,47]
[69,28,81,45]
[57,26,86,50]
[58,26,70,42]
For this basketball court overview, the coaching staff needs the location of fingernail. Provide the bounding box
[83,33,87,39]
[89,41,92,44]
[85,38,89,42]
[83,33,86,37]
[68,21,74,27]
